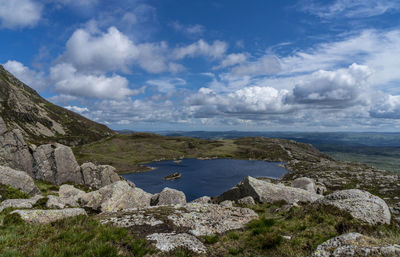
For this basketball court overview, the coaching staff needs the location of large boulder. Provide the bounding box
[58,184,86,202]
[0,195,43,212]
[10,208,87,224]
[314,189,391,225]
[32,143,82,185]
[219,176,322,204]
[0,129,34,174]
[152,187,186,206]
[0,166,40,195]
[312,233,400,257]
[80,162,120,189]
[147,233,207,254]
[80,181,152,212]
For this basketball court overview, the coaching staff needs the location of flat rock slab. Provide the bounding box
[11,208,87,224]
[147,233,207,254]
[312,233,400,257]
[314,189,391,225]
[99,203,258,237]
[0,195,43,212]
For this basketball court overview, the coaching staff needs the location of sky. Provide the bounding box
[1,0,400,132]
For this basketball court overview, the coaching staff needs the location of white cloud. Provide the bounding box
[214,53,247,69]
[3,60,47,91]
[64,105,89,114]
[370,94,400,119]
[231,55,281,76]
[171,21,205,36]
[0,0,42,29]
[50,0,98,7]
[50,63,135,100]
[146,78,186,94]
[173,39,228,60]
[303,0,400,18]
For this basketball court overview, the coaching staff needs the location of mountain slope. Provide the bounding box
[0,65,114,146]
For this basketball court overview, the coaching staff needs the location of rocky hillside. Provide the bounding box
[0,65,114,146]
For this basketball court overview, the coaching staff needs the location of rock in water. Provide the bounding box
[291,177,317,193]
[81,162,120,189]
[33,143,82,185]
[219,176,322,204]
[152,187,186,206]
[10,208,87,224]
[147,233,207,253]
[314,189,391,225]
[0,166,40,195]
[312,233,400,257]
[81,181,152,212]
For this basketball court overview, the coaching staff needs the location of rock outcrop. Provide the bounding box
[0,166,40,195]
[314,189,391,225]
[10,208,87,224]
[81,181,152,212]
[152,187,186,206]
[312,233,400,257]
[46,195,79,209]
[147,233,207,254]
[0,195,43,212]
[58,184,86,202]
[33,144,82,185]
[81,162,120,189]
[219,176,322,204]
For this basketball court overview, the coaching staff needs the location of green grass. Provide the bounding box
[0,184,29,200]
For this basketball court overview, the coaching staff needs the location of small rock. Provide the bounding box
[220,200,233,207]
[46,195,79,209]
[10,208,87,224]
[237,196,256,205]
[152,187,186,206]
[0,195,43,212]
[0,166,41,195]
[58,184,86,202]
[291,177,317,193]
[191,196,212,204]
[147,233,207,253]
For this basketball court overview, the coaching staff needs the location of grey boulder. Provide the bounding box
[312,233,400,257]
[81,162,120,189]
[147,233,207,254]
[191,196,212,204]
[0,195,43,212]
[81,181,152,212]
[11,208,87,224]
[0,166,40,195]
[291,177,317,193]
[237,196,256,205]
[46,195,79,209]
[152,187,186,206]
[219,176,322,204]
[314,189,391,225]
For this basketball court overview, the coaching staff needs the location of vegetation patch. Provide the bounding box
[0,184,29,200]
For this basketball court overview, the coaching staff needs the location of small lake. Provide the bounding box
[122,158,288,202]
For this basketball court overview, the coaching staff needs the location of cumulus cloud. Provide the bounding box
[0,0,42,29]
[290,63,372,107]
[50,63,135,100]
[370,95,400,119]
[64,105,89,114]
[173,39,228,60]
[3,60,47,91]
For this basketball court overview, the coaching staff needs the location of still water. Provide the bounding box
[122,158,288,201]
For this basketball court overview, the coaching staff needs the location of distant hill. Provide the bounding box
[0,65,114,146]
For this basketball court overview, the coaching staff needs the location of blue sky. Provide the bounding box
[1,0,400,132]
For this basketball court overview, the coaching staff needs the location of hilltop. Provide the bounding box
[0,65,114,146]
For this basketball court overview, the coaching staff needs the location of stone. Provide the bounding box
[58,184,86,202]
[314,189,391,225]
[152,187,186,206]
[0,129,34,174]
[147,233,207,254]
[0,195,43,212]
[100,203,258,237]
[0,166,40,195]
[316,182,327,195]
[311,233,400,257]
[46,195,79,209]
[81,181,152,212]
[0,116,7,135]
[291,177,317,193]
[33,144,82,185]
[219,176,322,204]
[220,200,233,207]
[237,196,256,205]
[191,196,212,204]
[168,203,258,236]
[11,208,87,224]
[81,162,120,189]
